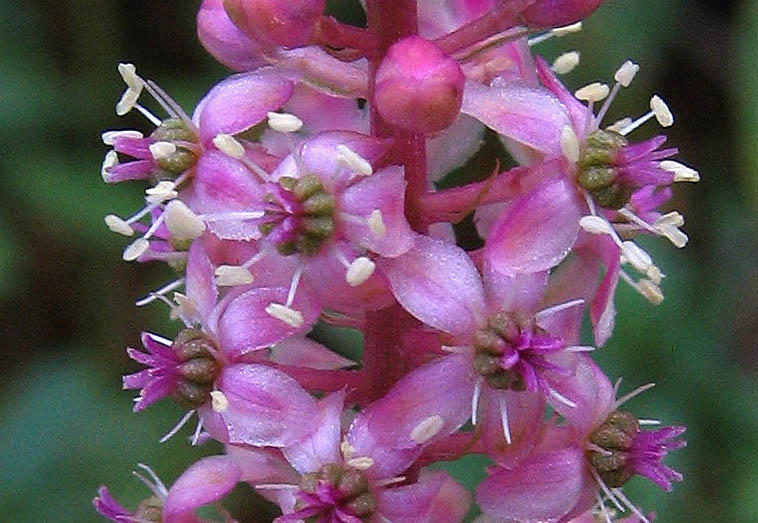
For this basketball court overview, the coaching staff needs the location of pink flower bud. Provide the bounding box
[223,0,325,48]
[521,0,605,28]
[375,36,464,134]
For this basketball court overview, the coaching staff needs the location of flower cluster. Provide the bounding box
[94,1,692,521]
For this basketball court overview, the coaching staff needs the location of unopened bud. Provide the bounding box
[223,0,325,48]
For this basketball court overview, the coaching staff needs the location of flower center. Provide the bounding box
[472,313,531,391]
[587,411,640,488]
[135,495,163,523]
[295,463,376,521]
[170,328,221,408]
[149,118,199,176]
[577,129,631,209]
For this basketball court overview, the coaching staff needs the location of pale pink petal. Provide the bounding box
[163,455,240,523]
[217,364,319,447]
[185,241,218,325]
[426,114,485,182]
[225,445,299,485]
[196,0,265,71]
[536,56,588,139]
[379,235,486,339]
[270,336,355,370]
[484,177,583,275]
[461,80,571,156]
[535,296,585,345]
[191,150,266,213]
[375,470,471,523]
[476,447,587,522]
[283,391,345,474]
[483,260,548,314]
[588,237,621,347]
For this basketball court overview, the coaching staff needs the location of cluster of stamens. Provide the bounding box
[587,411,640,488]
[472,313,529,391]
[170,329,221,408]
[148,118,199,177]
[577,129,631,209]
[296,463,376,521]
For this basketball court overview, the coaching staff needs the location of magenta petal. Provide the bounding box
[461,80,571,156]
[476,447,587,522]
[375,470,472,523]
[197,69,294,144]
[163,455,241,523]
[485,177,582,275]
[185,241,218,325]
[197,0,265,71]
[283,391,345,474]
[589,240,621,347]
[379,235,486,339]
[536,56,589,139]
[192,150,266,212]
[217,286,319,359]
[218,364,319,447]
[340,165,414,257]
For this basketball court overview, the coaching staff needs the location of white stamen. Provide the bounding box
[145,181,178,204]
[104,214,135,236]
[191,417,204,446]
[210,390,229,413]
[102,130,144,145]
[286,266,303,308]
[655,211,685,227]
[552,22,582,37]
[441,345,469,354]
[267,111,303,133]
[535,298,585,324]
[606,117,633,133]
[135,463,169,498]
[172,292,198,321]
[552,51,580,75]
[118,63,143,90]
[596,491,614,523]
[255,483,300,491]
[136,278,185,307]
[591,467,626,513]
[346,257,375,287]
[614,60,640,88]
[164,200,205,241]
[373,476,407,488]
[580,216,615,236]
[499,394,512,445]
[215,265,254,286]
[549,388,577,408]
[660,160,700,183]
[123,238,149,261]
[647,265,663,285]
[615,382,655,409]
[149,141,177,161]
[654,222,688,248]
[116,88,141,116]
[159,410,195,443]
[340,440,356,460]
[471,377,483,426]
[575,82,610,102]
[560,125,580,163]
[146,332,173,346]
[620,241,653,272]
[638,279,664,305]
[101,150,119,182]
[346,457,374,470]
[638,419,662,426]
[213,133,245,159]
[566,345,596,352]
[265,303,304,328]
[650,95,674,127]
[337,144,373,176]
[613,489,650,523]
[410,415,445,444]
[367,209,386,238]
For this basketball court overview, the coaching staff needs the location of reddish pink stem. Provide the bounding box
[270,364,364,393]
[314,16,377,56]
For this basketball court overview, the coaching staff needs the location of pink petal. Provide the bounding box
[217,286,320,360]
[225,445,299,485]
[426,114,485,182]
[379,235,486,339]
[589,238,621,347]
[270,336,355,370]
[536,56,589,140]
[483,260,548,314]
[163,455,241,523]
[476,447,587,522]
[339,165,414,257]
[185,241,218,325]
[484,177,583,275]
[217,364,319,447]
[192,150,266,213]
[535,296,585,345]
[375,470,472,523]
[461,80,571,156]
[196,0,265,71]
[196,69,294,144]
[283,391,345,474]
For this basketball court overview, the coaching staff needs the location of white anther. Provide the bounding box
[606,117,633,133]
[164,200,205,241]
[149,141,177,161]
[123,238,149,261]
[650,95,674,127]
[118,63,143,90]
[215,265,254,286]
[346,457,374,470]
[145,181,178,204]
[647,265,663,285]
[340,441,356,460]
[210,391,229,413]
[620,241,653,272]
[367,209,386,238]
[638,279,664,305]
[614,60,640,88]
[655,211,685,228]
[575,82,610,102]
[101,150,119,182]
[337,144,373,176]
[104,214,135,236]
[265,303,304,328]
[213,133,245,159]
[552,51,580,75]
[659,160,700,183]
[552,22,582,37]
[102,130,144,145]
[560,125,580,163]
[654,222,688,248]
[346,257,376,287]
[116,88,141,116]
[172,292,198,320]
[267,112,303,133]
[410,415,445,444]
[579,216,614,236]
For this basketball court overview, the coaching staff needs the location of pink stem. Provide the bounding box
[314,16,377,56]
[269,364,363,393]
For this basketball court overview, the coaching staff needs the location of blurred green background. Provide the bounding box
[1,1,756,521]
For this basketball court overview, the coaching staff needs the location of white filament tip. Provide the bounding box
[149,141,177,161]
[210,391,229,413]
[265,303,304,327]
[659,160,700,183]
[580,216,614,236]
[410,415,444,444]
[638,279,664,305]
[367,209,386,238]
[606,117,633,133]
[101,150,119,182]
[104,214,135,237]
[337,144,373,176]
[213,133,245,159]
[117,63,143,90]
[620,241,653,272]
[215,265,254,287]
[552,22,582,37]
[267,112,303,133]
[123,238,149,261]
[614,60,640,88]
[575,82,610,102]
[650,95,674,127]
[560,125,580,163]
[346,257,376,287]
[102,130,143,146]
[164,200,206,241]
[346,457,374,470]
[552,51,581,75]
[145,181,178,204]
